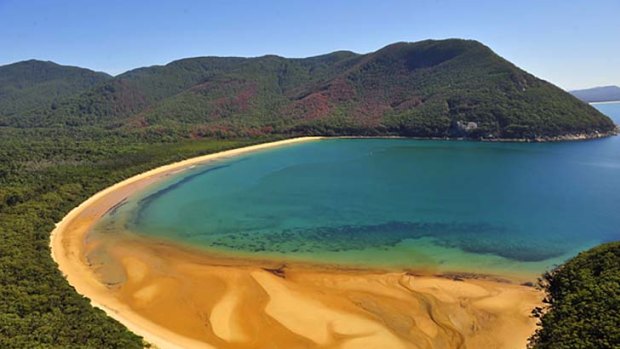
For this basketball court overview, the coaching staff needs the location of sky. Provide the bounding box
[0,0,618,90]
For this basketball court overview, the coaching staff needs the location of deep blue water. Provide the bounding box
[96,103,620,278]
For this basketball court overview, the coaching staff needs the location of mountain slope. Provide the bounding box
[6,40,617,140]
[571,85,620,103]
[0,60,111,118]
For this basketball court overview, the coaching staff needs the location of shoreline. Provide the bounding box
[51,136,543,349]
[50,136,325,349]
[329,128,618,143]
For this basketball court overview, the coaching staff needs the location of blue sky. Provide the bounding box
[0,0,618,90]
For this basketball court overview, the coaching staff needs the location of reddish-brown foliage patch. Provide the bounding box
[392,96,424,111]
[324,78,356,101]
[284,78,357,120]
[286,92,331,120]
[193,80,258,119]
[109,79,149,115]
[125,115,149,129]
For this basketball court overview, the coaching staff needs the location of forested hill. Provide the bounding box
[0,60,111,118]
[1,39,616,140]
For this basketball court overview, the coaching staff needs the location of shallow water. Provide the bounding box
[94,103,620,278]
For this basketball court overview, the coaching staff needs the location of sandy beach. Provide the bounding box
[50,137,543,349]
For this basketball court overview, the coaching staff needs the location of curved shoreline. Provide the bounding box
[50,136,542,349]
[314,129,618,143]
[50,137,324,348]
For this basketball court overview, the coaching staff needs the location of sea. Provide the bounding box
[93,102,620,279]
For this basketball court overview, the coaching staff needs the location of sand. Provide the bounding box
[50,137,543,349]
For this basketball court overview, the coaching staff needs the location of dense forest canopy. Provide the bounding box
[529,242,620,349]
[1,39,615,139]
[0,126,265,348]
[0,60,110,118]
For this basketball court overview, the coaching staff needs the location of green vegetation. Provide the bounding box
[529,242,620,349]
[0,126,266,348]
[0,38,617,347]
[2,39,615,139]
[0,60,110,120]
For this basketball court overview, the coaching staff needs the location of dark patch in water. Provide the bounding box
[104,197,128,217]
[201,221,565,262]
[436,237,565,263]
[132,162,237,225]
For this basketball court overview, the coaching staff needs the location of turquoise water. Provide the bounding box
[97,103,620,278]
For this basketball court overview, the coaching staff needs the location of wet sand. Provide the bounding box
[50,137,542,349]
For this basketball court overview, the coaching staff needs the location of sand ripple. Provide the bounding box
[50,138,542,349]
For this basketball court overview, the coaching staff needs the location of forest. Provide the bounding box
[1,39,615,140]
[529,242,619,348]
[0,127,264,348]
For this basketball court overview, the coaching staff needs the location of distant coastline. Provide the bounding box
[334,128,618,143]
[590,100,620,105]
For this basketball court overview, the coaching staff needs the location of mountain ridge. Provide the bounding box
[570,85,620,103]
[0,60,111,118]
[0,39,616,140]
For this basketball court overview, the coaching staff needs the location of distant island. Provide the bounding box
[570,85,620,103]
[0,39,616,141]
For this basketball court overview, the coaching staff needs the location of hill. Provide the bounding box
[0,60,111,119]
[570,85,620,103]
[3,39,616,140]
